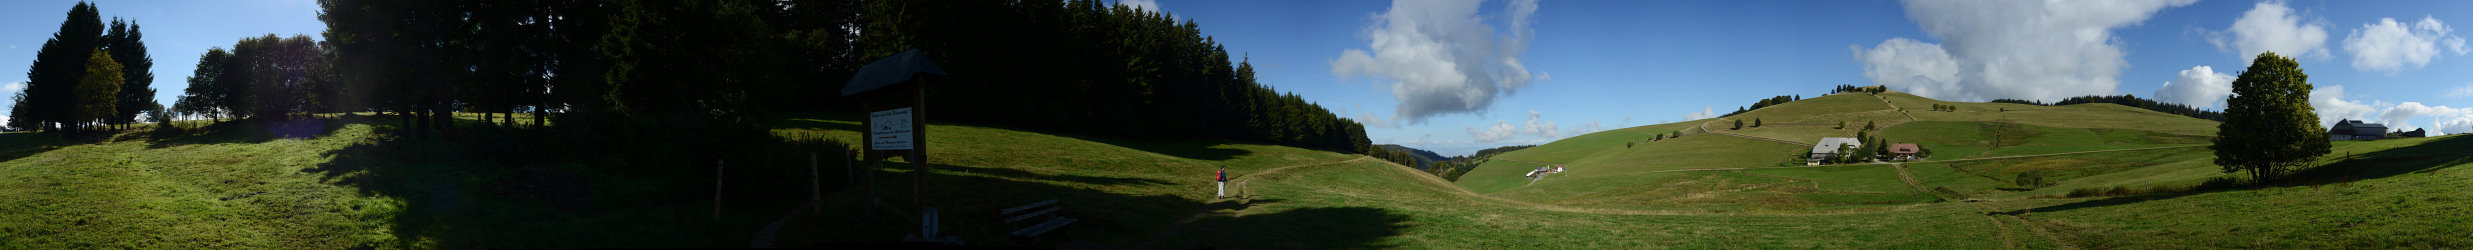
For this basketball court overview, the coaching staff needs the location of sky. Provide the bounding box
[1,0,330,126]
[1153,0,2473,156]
[4,0,2470,157]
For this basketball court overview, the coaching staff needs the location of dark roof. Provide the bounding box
[842,49,948,97]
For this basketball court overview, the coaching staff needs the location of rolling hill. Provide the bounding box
[5,89,2468,248]
[1375,144,1449,169]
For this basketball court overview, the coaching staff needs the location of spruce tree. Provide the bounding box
[18,2,105,132]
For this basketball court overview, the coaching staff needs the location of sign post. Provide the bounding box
[842,49,945,228]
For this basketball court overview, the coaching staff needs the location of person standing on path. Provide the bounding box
[1215,166,1229,198]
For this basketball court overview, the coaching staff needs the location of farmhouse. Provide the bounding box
[2329,119,2388,141]
[2403,128,2427,138]
[1807,137,1863,165]
[1888,143,1920,161]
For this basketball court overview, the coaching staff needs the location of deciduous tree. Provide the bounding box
[2211,52,2329,184]
[74,49,122,129]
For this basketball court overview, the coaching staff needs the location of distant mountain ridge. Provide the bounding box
[1376,144,1450,168]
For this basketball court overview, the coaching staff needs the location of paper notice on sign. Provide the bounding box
[870,107,915,150]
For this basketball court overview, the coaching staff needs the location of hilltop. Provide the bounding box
[4,90,2467,248]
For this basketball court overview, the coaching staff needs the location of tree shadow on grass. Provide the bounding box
[937,163,1174,187]
[2010,135,2473,215]
[771,112,1252,161]
[1165,206,1411,249]
[1062,134,1252,161]
[146,117,354,149]
[0,132,71,163]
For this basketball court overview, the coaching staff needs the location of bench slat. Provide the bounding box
[1002,199,1059,214]
[1005,206,1060,223]
[1011,217,1078,237]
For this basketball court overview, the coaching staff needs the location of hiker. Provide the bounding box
[1215,166,1229,198]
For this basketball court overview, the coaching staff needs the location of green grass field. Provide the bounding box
[8,88,2470,248]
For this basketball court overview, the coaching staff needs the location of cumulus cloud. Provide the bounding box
[1,81,22,93]
[2153,66,2236,109]
[1853,0,2196,102]
[1853,38,1962,99]
[2439,114,2473,135]
[1334,0,1545,124]
[1468,120,1517,143]
[1518,110,1559,138]
[1683,106,1717,120]
[2312,85,2382,126]
[1118,0,1166,16]
[2208,1,2329,62]
[1467,110,1569,142]
[2307,85,2473,135]
[2342,16,2469,74]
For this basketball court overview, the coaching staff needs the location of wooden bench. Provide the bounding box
[1002,199,1077,237]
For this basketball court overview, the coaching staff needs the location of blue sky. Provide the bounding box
[5,0,2471,156]
[1151,0,2473,156]
[1,0,328,124]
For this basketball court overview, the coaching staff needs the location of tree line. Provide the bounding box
[1720,95,1800,118]
[12,1,1374,155]
[1990,95,2226,121]
[853,0,1370,153]
[1424,144,1537,181]
[8,2,157,133]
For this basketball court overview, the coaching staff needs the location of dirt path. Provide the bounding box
[1872,94,1919,121]
[1698,120,1816,146]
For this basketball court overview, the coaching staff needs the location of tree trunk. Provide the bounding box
[434,99,456,139]
[532,104,546,128]
[409,102,426,138]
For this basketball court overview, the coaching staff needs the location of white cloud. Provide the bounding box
[2153,65,2236,109]
[1468,120,1517,143]
[1334,0,1545,124]
[1518,110,1559,138]
[2342,16,2469,74]
[2312,85,2383,127]
[1117,0,1171,19]
[1853,38,1963,100]
[2439,115,2473,135]
[1854,0,2196,102]
[2209,1,2329,62]
[2448,83,2473,98]
[1570,119,1606,136]
[1354,113,1399,128]
[1,81,22,93]
[1683,106,1717,120]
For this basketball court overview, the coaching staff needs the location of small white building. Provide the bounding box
[1808,137,1863,165]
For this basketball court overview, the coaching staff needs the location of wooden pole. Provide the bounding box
[913,84,928,208]
[810,152,820,214]
[715,160,725,221]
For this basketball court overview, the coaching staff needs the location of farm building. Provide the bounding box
[1888,143,1921,161]
[2329,119,2387,141]
[1807,137,1863,165]
[2402,128,2428,138]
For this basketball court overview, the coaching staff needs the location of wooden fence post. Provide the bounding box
[810,152,820,214]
